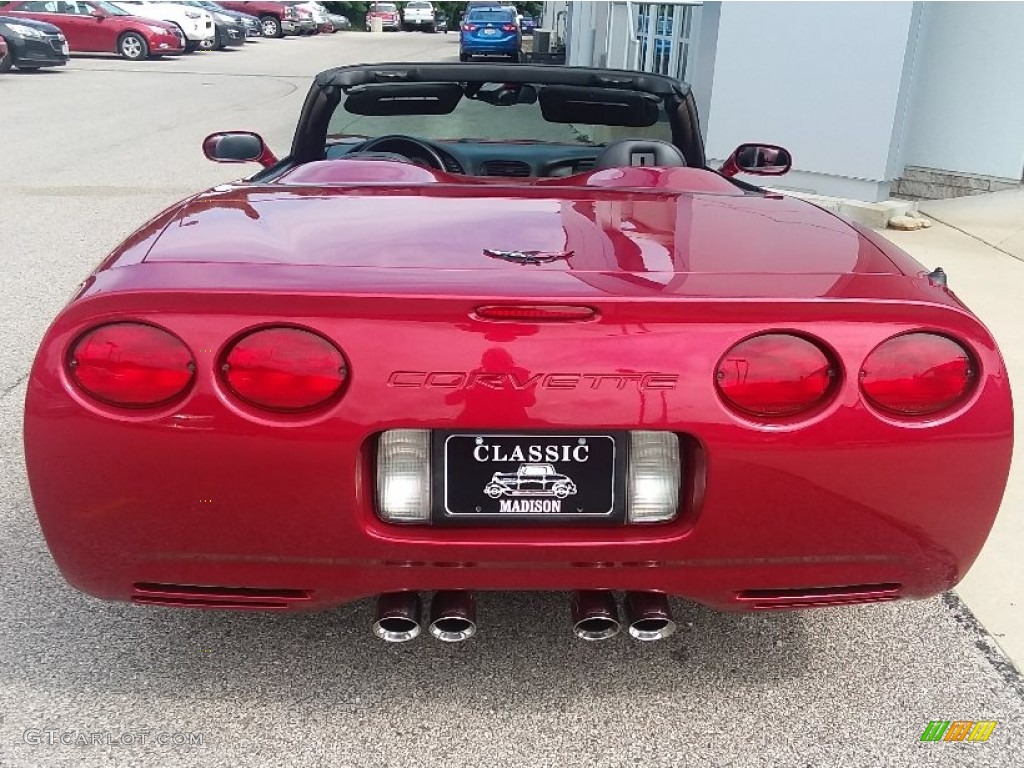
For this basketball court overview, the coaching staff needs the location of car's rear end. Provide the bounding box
[460,7,521,60]
[402,1,435,31]
[24,178,1013,641]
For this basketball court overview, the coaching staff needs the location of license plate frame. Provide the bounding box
[432,431,627,525]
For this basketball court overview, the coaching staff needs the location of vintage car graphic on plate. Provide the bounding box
[439,433,621,519]
[484,463,578,500]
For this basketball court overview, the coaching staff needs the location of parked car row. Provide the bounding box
[0,0,349,68]
[364,1,450,34]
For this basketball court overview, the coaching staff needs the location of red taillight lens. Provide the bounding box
[716,333,835,417]
[463,23,477,31]
[69,322,194,408]
[221,327,347,412]
[860,333,974,416]
[502,23,517,31]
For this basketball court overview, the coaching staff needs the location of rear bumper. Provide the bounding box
[461,40,519,54]
[24,293,1013,613]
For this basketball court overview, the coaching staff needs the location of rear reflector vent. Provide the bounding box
[132,583,312,610]
[736,583,901,610]
[481,160,531,177]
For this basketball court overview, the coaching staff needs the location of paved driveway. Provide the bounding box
[0,32,1021,767]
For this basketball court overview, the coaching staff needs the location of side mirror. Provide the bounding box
[719,143,792,178]
[202,131,277,168]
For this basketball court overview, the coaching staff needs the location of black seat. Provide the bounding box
[593,139,687,169]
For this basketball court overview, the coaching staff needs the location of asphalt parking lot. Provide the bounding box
[1,31,1022,768]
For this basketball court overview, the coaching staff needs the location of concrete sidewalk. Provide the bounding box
[918,188,1024,262]
[877,195,1024,671]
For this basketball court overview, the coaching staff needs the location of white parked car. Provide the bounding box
[301,2,329,26]
[401,0,435,32]
[110,0,215,50]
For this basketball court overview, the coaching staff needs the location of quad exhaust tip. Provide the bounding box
[373,592,422,643]
[428,590,477,642]
[571,590,621,641]
[624,591,677,642]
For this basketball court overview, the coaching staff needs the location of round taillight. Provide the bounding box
[221,327,347,412]
[860,333,974,416]
[716,333,835,417]
[69,322,194,407]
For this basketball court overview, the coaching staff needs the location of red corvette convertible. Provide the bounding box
[24,63,1013,645]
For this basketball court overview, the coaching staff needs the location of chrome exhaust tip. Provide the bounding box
[624,591,677,641]
[571,590,621,641]
[428,591,477,642]
[372,592,422,643]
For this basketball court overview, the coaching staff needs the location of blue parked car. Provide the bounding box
[459,6,521,62]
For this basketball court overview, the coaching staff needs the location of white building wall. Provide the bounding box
[902,2,1024,182]
[703,1,920,201]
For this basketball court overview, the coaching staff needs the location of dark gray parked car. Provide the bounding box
[0,14,68,71]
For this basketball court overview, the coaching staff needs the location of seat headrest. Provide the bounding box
[594,139,687,169]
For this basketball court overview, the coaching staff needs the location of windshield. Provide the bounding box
[371,3,396,11]
[327,82,674,147]
[467,10,514,21]
[96,1,132,15]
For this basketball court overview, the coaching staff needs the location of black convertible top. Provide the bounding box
[313,62,693,98]
[291,62,706,168]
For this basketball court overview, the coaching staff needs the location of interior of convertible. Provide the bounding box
[321,79,696,179]
[205,64,790,185]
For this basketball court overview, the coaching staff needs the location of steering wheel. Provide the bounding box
[350,135,448,171]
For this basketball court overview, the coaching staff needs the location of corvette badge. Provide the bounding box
[483,249,573,265]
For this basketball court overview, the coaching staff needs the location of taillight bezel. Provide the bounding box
[715,331,841,422]
[66,321,196,410]
[217,324,349,414]
[859,331,978,419]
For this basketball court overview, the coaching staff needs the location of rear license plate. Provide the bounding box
[483,27,498,35]
[434,432,625,523]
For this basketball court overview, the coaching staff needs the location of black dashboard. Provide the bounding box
[325,138,601,178]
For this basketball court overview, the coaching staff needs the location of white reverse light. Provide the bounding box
[377,430,431,523]
[627,431,681,524]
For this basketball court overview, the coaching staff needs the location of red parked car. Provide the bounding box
[217,0,298,37]
[0,0,183,59]
[365,1,398,31]
[24,63,1013,646]
[0,35,8,68]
